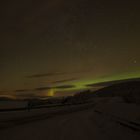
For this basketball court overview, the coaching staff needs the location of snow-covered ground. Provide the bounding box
[0,97,140,140]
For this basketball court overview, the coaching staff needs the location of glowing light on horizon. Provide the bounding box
[47,89,55,97]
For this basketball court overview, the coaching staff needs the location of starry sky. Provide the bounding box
[0,0,140,98]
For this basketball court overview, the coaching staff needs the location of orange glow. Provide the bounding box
[0,95,17,100]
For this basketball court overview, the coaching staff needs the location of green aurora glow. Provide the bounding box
[55,71,140,92]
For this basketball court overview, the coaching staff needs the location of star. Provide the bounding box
[134,60,137,64]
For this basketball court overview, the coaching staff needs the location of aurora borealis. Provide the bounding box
[0,0,140,98]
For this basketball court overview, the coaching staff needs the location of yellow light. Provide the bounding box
[47,89,55,97]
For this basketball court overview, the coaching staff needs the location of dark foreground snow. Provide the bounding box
[0,98,140,140]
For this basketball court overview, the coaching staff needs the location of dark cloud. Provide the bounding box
[35,85,75,91]
[51,78,78,84]
[15,93,35,97]
[55,85,76,89]
[14,89,30,92]
[35,87,51,91]
[27,71,89,79]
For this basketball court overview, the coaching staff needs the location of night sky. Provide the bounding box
[0,0,140,98]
